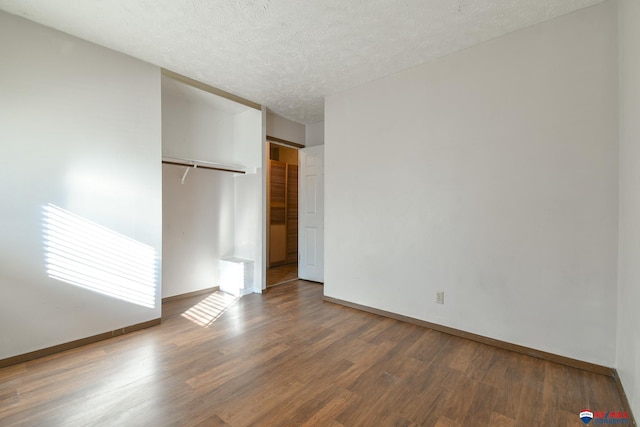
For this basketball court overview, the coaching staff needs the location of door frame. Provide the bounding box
[265,136,303,289]
[297,145,324,283]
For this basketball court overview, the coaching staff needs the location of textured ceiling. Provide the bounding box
[0,0,605,124]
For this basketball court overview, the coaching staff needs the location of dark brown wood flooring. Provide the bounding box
[266,263,298,287]
[0,281,626,426]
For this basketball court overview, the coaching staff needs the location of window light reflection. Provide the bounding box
[43,203,157,308]
[181,291,238,327]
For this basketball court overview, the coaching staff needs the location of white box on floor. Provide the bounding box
[219,257,254,297]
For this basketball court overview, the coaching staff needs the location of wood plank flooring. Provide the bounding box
[0,281,626,426]
[266,263,298,287]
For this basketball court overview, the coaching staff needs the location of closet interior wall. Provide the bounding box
[161,76,263,298]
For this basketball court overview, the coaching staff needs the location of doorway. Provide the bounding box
[266,143,299,287]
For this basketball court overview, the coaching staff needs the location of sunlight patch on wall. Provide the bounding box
[181,292,238,327]
[43,204,157,308]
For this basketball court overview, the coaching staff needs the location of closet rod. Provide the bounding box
[162,160,246,174]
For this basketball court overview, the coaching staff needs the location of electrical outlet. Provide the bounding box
[436,291,445,304]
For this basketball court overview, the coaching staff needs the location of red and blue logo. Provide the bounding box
[579,409,629,424]
[581,410,594,424]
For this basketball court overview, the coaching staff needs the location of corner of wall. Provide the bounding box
[616,0,640,421]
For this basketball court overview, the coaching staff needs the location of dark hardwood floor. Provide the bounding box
[0,281,626,426]
[266,263,298,287]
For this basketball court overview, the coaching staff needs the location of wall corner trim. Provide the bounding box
[162,286,220,304]
[161,68,262,111]
[612,369,638,426]
[0,318,161,369]
[322,295,614,376]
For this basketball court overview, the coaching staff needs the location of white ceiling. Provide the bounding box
[0,0,605,124]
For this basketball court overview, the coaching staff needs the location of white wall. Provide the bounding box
[305,122,325,147]
[235,109,264,173]
[617,0,640,418]
[161,166,236,298]
[162,78,264,297]
[325,2,618,366]
[162,79,236,165]
[161,78,238,298]
[234,109,266,292]
[0,12,162,359]
[266,110,305,145]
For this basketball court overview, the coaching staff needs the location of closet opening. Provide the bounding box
[267,142,299,287]
[161,71,264,303]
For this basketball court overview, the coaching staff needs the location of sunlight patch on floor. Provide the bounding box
[181,291,239,327]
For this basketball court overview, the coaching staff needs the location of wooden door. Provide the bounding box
[286,164,298,264]
[269,160,287,266]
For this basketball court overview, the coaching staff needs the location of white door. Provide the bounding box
[298,146,324,282]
